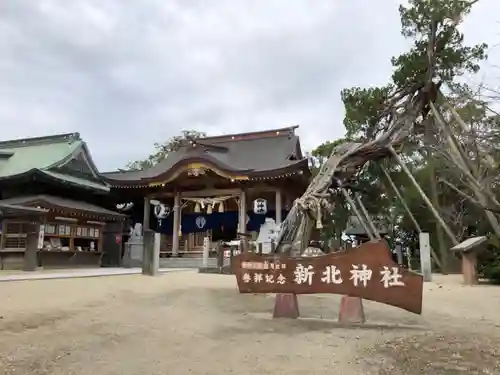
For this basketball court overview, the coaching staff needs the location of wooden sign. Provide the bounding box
[233,240,423,314]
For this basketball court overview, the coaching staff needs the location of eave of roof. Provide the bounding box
[0,168,110,193]
[103,158,308,188]
[0,195,125,219]
[0,203,49,217]
[42,170,110,192]
[101,126,310,186]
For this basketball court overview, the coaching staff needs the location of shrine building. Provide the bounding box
[0,133,125,270]
[102,126,310,257]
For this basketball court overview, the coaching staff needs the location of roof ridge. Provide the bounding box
[0,133,81,148]
[196,126,299,143]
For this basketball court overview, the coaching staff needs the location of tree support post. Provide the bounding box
[388,146,458,246]
[354,193,381,240]
[380,165,442,269]
[341,188,375,241]
[339,188,368,321]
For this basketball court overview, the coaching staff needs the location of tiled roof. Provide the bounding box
[0,195,124,218]
[102,126,308,183]
[0,203,49,217]
[0,133,81,177]
[42,170,110,192]
[0,133,109,192]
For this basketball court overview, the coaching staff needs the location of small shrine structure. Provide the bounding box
[103,126,310,259]
[0,133,125,269]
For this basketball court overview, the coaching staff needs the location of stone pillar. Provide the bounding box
[142,229,158,276]
[143,196,151,232]
[275,189,282,225]
[23,230,39,271]
[419,232,432,282]
[122,242,132,268]
[238,189,246,234]
[152,232,160,274]
[395,243,403,265]
[172,192,181,256]
[202,236,209,268]
[216,242,224,272]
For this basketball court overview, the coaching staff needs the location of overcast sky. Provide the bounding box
[0,0,499,171]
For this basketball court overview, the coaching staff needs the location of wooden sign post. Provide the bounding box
[233,240,424,321]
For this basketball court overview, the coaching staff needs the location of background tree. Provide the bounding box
[126,130,206,170]
[322,0,490,273]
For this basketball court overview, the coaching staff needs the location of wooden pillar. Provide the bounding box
[238,189,247,234]
[341,189,375,241]
[462,252,478,285]
[275,189,282,225]
[354,193,381,240]
[380,165,442,269]
[389,146,458,245]
[143,196,150,232]
[172,192,180,256]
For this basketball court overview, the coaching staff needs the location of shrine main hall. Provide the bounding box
[0,126,310,270]
[102,126,310,256]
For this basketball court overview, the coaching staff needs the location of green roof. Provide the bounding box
[0,133,109,192]
[42,170,110,192]
[0,133,81,177]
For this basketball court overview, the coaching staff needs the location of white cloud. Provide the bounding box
[0,0,497,171]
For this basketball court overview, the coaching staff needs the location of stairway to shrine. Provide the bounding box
[159,257,230,269]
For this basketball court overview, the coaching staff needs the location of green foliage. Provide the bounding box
[342,0,488,141]
[393,0,487,87]
[309,138,352,173]
[341,86,392,139]
[126,130,206,170]
[478,245,500,284]
[328,0,500,277]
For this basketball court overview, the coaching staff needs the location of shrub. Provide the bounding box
[477,244,500,284]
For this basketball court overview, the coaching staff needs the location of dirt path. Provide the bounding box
[0,272,499,375]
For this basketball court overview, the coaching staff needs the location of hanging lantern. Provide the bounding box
[153,204,170,219]
[194,202,201,213]
[153,203,170,228]
[116,202,134,211]
[178,225,182,237]
[207,204,213,214]
[253,198,267,214]
[218,202,225,213]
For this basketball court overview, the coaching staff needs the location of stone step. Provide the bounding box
[159,258,230,269]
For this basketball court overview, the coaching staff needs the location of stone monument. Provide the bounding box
[126,222,144,267]
[256,218,280,254]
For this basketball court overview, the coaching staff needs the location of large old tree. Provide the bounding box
[312,0,496,275]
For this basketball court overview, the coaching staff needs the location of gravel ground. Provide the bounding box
[0,272,499,375]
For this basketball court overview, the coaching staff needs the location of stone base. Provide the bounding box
[338,296,365,324]
[197,266,233,275]
[273,293,299,319]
